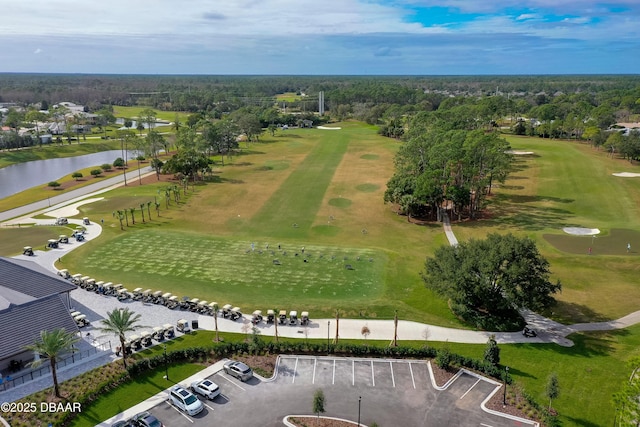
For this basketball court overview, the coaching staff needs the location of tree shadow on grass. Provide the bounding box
[550,301,612,325]
[477,194,574,231]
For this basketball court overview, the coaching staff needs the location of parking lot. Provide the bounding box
[131,356,536,427]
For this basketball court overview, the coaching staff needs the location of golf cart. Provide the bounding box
[57,269,70,279]
[150,290,163,304]
[301,311,310,326]
[166,295,179,309]
[78,276,91,288]
[141,289,153,303]
[152,326,165,341]
[140,331,153,347]
[161,292,173,305]
[23,246,34,256]
[82,217,90,225]
[177,319,191,333]
[132,288,144,300]
[55,217,68,225]
[73,231,85,242]
[128,335,142,351]
[222,304,233,318]
[278,310,287,324]
[117,288,131,301]
[164,323,175,339]
[230,307,242,321]
[266,309,275,323]
[47,239,59,249]
[179,296,192,310]
[94,281,105,293]
[188,298,200,311]
[85,278,96,291]
[58,235,69,244]
[74,314,89,327]
[70,273,83,284]
[252,310,263,325]
[523,326,537,338]
[289,310,298,325]
[197,300,209,314]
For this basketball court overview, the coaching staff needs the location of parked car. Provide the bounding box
[190,378,221,400]
[223,360,253,382]
[169,385,204,416]
[129,411,164,427]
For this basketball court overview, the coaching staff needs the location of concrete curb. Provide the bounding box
[283,415,367,427]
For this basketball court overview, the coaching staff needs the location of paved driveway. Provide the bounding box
[139,355,536,427]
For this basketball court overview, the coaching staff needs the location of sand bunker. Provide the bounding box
[563,227,601,236]
[317,126,342,130]
[45,197,104,218]
[506,150,534,155]
[612,172,640,177]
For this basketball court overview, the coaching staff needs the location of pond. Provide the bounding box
[0,150,137,200]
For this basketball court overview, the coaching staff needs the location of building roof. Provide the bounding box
[0,257,76,300]
[0,295,79,360]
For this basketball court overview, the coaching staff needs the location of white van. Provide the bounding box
[169,385,203,416]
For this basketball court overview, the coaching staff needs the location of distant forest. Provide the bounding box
[1,74,639,118]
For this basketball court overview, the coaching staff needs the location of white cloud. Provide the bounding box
[33,48,42,54]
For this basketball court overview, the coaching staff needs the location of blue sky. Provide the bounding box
[0,0,638,75]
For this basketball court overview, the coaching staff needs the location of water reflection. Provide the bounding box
[0,150,136,199]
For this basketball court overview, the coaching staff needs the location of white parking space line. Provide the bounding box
[165,401,194,423]
[202,402,215,411]
[409,362,416,389]
[390,361,395,388]
[218,374,245,391]
[218,393,230,402]
[312,358,317,384]
[292,357,299,384]
[460,378,481,400]
[332,359,336,385]
[352,360,355,386]
[371,361,375,387]
[480,423,494,427]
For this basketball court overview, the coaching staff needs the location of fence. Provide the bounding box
[0,341,111,391]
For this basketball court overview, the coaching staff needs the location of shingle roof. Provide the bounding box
[0,257,76,300]
[0,294,79,360]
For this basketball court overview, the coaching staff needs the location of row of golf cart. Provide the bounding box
[61,270,312,327]
[69,274,134,301]
[254,310,310,326]
[120,324,177,354]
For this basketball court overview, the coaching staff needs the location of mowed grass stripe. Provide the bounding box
[246,130,350,238]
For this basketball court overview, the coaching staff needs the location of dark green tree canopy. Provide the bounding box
[422,233,561,330]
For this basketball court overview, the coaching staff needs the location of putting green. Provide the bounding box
[543,228,640,255]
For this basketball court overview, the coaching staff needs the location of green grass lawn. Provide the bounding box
[0,225,72,255]
[68,363,203,427]
[112,106,190,123]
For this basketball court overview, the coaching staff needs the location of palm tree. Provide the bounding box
[24,328,79,398]
[212,303,220,342]
[139,203,146,223]
[274,307,279,343]
[129,207,136,224]
[98,308,144,368]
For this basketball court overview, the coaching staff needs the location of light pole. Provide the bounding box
[327,321,330,354]
[357,396,361,426]
[164,344,169,381]
[503,366,509,405]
